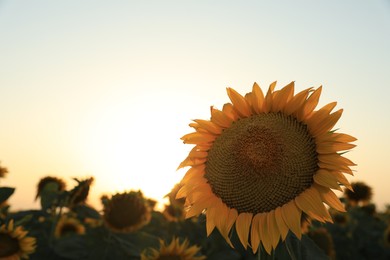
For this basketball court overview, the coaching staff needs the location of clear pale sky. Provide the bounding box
[0,1,389,211]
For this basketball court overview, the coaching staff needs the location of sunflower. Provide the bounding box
[54,216,86,238]
[177,82,356,254]
[308,227,335,259]
[344,181,372,206]
[0,220,36,260]
[103,191,151,233]
[35,176,66,200]
[162,184,186,222]
[68,177,94,206]
[141,237,206,260]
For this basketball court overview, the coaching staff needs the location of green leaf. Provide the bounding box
[0,187,15,203]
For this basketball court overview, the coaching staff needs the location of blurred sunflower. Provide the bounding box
[68,177,94,206]
[0,162,8,179]
[0,220,36,260]
[329,208,349,226]
[54,216,86,238]
[103,191,151,233]
[344,181,372,206]
[35,176,66,200]
[141,237,205,260]
[177,82,356,254]
[308,227,335,259]
[162,184,186,222]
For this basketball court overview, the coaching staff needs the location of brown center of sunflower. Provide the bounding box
[157,255,181,260]
[0,233,20,257]
[104,194,149,232]
[59,223,79,236]
[204,112,318,214]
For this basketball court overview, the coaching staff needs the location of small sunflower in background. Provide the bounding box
[177,82,356,254]
[344,181,372,206]
[0,220,36,259]
[54,216,86,238]
[35,176,66,200]
[68,177,94,206]
[0,162,8,179]
[328,208,349,226]
[141,237,206,260]
[308,227,336,259]
[162,184,186,222]
[103,191,151,233]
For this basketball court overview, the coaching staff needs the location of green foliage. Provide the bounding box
[2,173,390,260]
[0,186,15,204]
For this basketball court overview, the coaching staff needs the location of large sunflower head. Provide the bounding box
[0,220,36,259]
[54,216,86,238]
[35,176,66,200]
[344,181,372,206]
[177,82,356,254]
[102,191,151,233]
[141,237,206,260]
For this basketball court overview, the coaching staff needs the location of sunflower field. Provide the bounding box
[1,83,390,260]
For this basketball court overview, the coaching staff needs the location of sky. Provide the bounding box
[0,1,389,211]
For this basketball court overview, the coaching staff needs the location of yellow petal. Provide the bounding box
[259,213,272,254]
[250,214,261,254]
[332,171,353,190]
[274,207,289,241]
[221,208,238,245]
[193,119,222,135]
[281,200,302,239]
[206,207,216,236]
[311,109,343,137]
[316,142,356,154]
[315,184,346,212]
[235,212,253,249]
[302,86,322,118]
[284,87,312,116]
[210,106,233,128]
[222,103,239,120]
[272,81,294,112]
[252,82,265,114]
[295,187,332,223]
[226,87,251,117]
[181,165,205,184]
[313,169,343,191]
[318,161,354,175]
[181,132,216,144]
[263,81,276,113]
[318,154,356,167]
[267,210,281,249]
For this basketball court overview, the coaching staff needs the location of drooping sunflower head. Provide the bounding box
[35,176,66,200]
[103,191,151,233]
[177,82,356,254]
[54,216,86,238]
[344,181,372,206]
[141,237,206,260]
[0,220,36,259]
[68,177,94,206]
